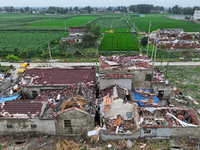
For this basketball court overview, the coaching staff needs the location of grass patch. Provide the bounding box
[157,65,200,107]
[131,16,200,32]
[30,16,98,28]
[99,33,139,51]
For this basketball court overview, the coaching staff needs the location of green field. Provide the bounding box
[92,16,130,32]
[99,33,139,51]
[0,14,98,30]
[0,31,65,58]
[158,65,200,109]
[0,14,100,60]
[30,15,98,28]
[131,16,200,32]
[0,13,76,29]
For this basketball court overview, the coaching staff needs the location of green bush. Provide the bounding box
[66,52,73,58]
[74,50,82,56]
[6,55,19,62]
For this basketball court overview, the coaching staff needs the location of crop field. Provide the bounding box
[30,15,98,28]
[92,16,130,32]
[0,13,77,29]
[0,14,99,59]
[0,14,98,30]
[131,16,200,32]
[99,33,139,51]
[0,31,65,57]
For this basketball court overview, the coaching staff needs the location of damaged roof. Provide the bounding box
[139,107,200,127]
[0,101,44,118]
[98,85,133,105]
[99,55,152,71]
[152,70,169,84]
[132,89,161,107]
[21,66,96,86]
[35,83,96,119]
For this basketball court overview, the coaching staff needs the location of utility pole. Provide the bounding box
[48,42,52,61]
[146,21,151,56]
[166,47,172,76]
[151,37,156,60]
[153,43,157,67]
[64,21,66,34]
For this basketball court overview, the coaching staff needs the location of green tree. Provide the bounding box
[172,5,181,14]
[141,37,148,47]
[83,23,101,46]
[19,50,28,58]
[6,55,19,62]
[137,4,153,14]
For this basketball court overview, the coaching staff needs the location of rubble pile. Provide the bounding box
[138,107,200,127]
[105,117,137,134]
[132,89,161,107]
[100,73,134,78]
[100,55,152,71]
[36,83,96,119]
[56,139,80,150]
[152,70,169,84]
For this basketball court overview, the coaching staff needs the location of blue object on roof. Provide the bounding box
[0,94,19,103]
[132,89,161,107]
[25,60,31,63]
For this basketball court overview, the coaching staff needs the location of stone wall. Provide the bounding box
[100,126,200,141]
[152,82,173,99]
[133,70,153,89]
[55,109,94,135]
[0,118,56,135]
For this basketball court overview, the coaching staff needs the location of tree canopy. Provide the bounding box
[82,23,101,46]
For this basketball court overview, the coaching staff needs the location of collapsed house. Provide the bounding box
[99,55,172,99]
[99,55,153,90]
[21,66,96,99]
[0,83,96,135]
[98,85,139,134]
[149,29,200,49]
[97,55,200,141]
[158,40,200,49]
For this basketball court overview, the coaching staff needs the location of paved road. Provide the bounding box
[1,62,200,69]
[0,62,99,69]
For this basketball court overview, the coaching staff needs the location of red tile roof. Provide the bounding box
[0,101,43,118]
[22,66,96,86]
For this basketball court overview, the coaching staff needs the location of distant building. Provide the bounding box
[193,10,200,20]
[61,27,84,43]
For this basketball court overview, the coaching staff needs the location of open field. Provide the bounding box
[92,16,130,32]
[0,31,65,58]
[0,13,76,30]
[99,33,139,51]
[0,14,99,60]
[30,15,98,28]
[157,65,200,109]
[0,14,98,30]
[131,16,200,32]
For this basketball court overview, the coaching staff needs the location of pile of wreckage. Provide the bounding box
[0,55,200,140]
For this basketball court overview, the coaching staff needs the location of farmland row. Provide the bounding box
[99,33,139,51]
[131,16,200,32]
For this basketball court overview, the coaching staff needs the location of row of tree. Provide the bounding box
[168,5,200,15]
[129,4,164,14]
[1,5,200,15]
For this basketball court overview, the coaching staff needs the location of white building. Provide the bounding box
[193,10,200,20]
